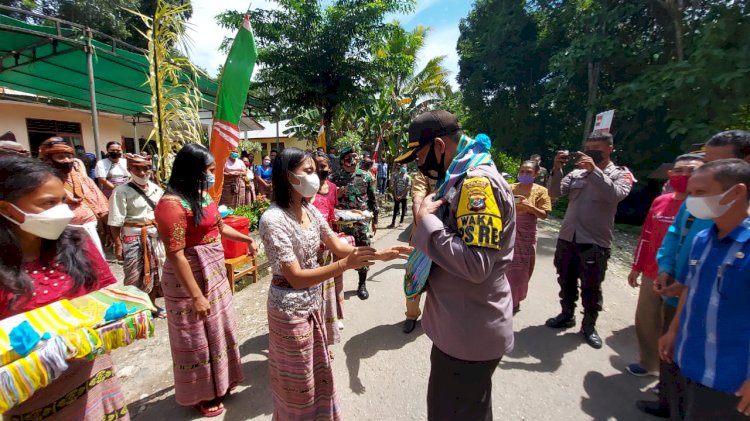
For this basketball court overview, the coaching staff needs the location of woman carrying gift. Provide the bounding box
[0,156,127,420]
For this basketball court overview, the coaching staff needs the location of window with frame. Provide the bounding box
[26,118,83,156]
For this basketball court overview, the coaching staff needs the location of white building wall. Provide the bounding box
[0,101,126,154]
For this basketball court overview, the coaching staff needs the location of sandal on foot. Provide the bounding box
[152,308,167,319]
[194,401,224,417]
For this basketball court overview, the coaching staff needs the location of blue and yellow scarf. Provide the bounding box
[404,134,495,298]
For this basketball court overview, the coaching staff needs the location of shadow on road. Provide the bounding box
[604,326,638,374]
[536,235,558,257]
[500,324,582,372]
[580,356,660,421]
[367,262,406,281]
[397,226,412,243]
[343,322,423,395]
[226,333,274,420]
[132,333,273,420]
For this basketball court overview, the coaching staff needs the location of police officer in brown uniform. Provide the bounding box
[545,131,634,348]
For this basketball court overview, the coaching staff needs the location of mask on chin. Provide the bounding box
[418,143,446,181]
[131,173,150,185]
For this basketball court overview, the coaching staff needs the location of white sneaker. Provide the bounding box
[337,320,345,330]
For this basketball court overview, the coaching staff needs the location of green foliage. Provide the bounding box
[332,132,363,154]
[492,150,522,183]
[232,199,271,232]
[216,0,415,131]
[457,0,750,180]
[134,0,204,182]
[4,0,192,49]
[238,139,262,155]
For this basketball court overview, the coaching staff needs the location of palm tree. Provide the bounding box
[365,23,452,160]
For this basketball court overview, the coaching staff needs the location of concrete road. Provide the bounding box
[114,217,660,420]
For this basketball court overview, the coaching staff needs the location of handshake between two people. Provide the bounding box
[340,245,414,270]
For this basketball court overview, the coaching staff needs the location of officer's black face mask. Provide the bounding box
[418,142,446,181]
[583,149,605,165]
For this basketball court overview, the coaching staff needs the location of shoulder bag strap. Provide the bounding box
[127,182,157,210]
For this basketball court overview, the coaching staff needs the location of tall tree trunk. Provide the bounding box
[583,60,601,143]
[323,103,334,146]
[655,0,685,61]
[671,0,685,62]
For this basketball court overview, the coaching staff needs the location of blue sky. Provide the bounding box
[187,0,472,88]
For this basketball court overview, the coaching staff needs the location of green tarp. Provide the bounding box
[0,13,218,116]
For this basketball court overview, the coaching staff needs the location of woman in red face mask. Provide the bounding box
[625,154,704,378]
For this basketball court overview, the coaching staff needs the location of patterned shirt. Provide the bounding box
[392,174,411,199]
[676,217,750,394]
[330,168,377,212]
[154,194,223,252]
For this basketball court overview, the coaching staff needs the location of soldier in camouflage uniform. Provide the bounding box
[331,146,378,300]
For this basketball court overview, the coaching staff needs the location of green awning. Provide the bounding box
[0,12,217,116]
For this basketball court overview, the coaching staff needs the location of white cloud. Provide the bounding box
[418,26,460,89]
[187,0,280,77]
[187,0,461,89]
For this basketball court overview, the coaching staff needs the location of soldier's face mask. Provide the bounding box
[418,142,446,181]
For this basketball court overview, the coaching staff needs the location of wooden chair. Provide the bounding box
[224,254,258,294]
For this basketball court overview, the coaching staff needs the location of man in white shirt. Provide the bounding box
[109,153,166,316]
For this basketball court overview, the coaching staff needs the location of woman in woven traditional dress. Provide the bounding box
[154,143,257,418]
[219,149,247,208]
[259,148,410,420]
[0,156,128,420]
[507,160,552,314]
[310,151,346,341]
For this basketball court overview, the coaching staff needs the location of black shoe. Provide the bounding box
[581,325,603,349]
[403,319,417,334]
[545,313,576,329]
[357,282,369,300]
[636,400,669,418]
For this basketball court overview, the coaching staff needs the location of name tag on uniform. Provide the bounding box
[455,177,503,250]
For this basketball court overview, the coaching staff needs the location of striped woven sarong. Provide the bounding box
[219,174,246,209]
[161,241,244,406]
[122,229,165,295]
[4,354,129,421]
[267,284,341,420]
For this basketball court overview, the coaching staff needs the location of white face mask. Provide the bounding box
[290,172,321,199]
[685,187,737,220]
[3,203,74,240]
[130,173,150,186]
